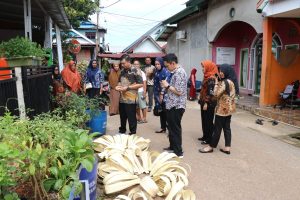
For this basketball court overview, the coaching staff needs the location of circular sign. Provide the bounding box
[68,39,81,54]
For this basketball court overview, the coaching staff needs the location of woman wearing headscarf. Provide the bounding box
[61,61,82,94]
[189,68,197,101]
[52,65,64,96]
[199,64,236,154]
[198,60,218,145]
[84,59,104,99]
[219,64,239,96]
[154,57,170,133]
[108,62,121,116]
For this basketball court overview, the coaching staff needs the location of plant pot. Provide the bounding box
[6,56,42,67]
[86,109,107,136]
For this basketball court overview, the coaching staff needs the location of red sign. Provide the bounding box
[68,39,81,54]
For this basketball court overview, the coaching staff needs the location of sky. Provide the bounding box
[91,0,187,52]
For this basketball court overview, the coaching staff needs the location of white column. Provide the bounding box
[15,67,26,119]
[44,16,53,48]
[55,24,64,71]
[23,0,32,40]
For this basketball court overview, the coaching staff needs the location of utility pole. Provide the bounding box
[95,0,100,59]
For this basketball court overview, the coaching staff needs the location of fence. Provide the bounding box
[0,65,53,118]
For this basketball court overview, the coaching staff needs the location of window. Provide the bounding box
[85,32,96,39]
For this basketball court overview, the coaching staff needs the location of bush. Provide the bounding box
[0,37,46,58]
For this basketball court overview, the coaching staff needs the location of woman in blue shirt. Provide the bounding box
[84,59,104,99]
[154,57,170,133]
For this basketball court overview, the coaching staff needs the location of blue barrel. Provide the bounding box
[73,157,98,200]
[86,110,107,136]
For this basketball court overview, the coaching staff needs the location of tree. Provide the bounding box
[63,0,99,28]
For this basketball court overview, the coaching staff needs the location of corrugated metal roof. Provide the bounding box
[37,0,71,30]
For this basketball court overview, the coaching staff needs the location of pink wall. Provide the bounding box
[212,21,257,92]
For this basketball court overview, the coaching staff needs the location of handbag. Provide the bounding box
[85,82,93,90]
[153,106,162,117]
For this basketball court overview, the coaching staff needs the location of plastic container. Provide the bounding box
[86,109,107,136]
[70,157,98,200]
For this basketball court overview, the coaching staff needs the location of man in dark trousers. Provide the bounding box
[161,53,187,158]
[116,54,143,135]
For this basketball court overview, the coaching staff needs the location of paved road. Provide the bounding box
[106,102,300,200]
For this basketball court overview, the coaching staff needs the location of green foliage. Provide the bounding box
[0,108,96,199]
[0,37,46,58]
[63,0,99,28]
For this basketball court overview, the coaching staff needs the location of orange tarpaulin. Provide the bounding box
[0,58,11,80]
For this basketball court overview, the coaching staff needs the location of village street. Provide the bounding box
[106,102,300,200]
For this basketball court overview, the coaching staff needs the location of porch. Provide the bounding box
[237,94,300,127]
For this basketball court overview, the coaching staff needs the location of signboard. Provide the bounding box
[216,47,236,65]
[68,39,81,54]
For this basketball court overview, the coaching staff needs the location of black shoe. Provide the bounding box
[198,137,205,141]
[201,141,209,145]
[155,129,166,133]
[220,149,230,155]
[256,119,264,125]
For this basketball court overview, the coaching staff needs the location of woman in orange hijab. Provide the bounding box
[198,60,218,145]
[61,61,82,94]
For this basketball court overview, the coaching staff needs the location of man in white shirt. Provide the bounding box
[133,60,147,123]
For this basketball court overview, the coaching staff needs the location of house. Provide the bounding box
[160,0,265,101]
[53,29,96,63]
[99,23,165,61]
[76,20,107,52]
[256,0,300,106]
[0,0,71,70]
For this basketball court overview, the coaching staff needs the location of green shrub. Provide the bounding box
[0,37,46,58]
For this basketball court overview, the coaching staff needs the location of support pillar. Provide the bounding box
[15,67,26,119]
[260,17,273,106]
[44,16,53,48]
[55,24,64,71]
[23,0,32,40]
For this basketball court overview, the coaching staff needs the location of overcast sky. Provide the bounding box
[91,0,187,52]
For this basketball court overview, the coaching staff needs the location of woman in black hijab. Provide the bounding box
[219,64,239,96]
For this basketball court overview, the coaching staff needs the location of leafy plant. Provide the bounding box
[0,37,46,58]
[0,109,96,199]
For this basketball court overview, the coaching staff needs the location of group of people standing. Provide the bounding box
[52,53,238,157]
[108,53,187,158]
[52,59,105,100]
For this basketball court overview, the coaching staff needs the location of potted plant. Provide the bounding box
[0,37,46,67]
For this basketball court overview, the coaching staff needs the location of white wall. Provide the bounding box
[166,12,208,80]
[207,0,263,42]
[133,38,162,53]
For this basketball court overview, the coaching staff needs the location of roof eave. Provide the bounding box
[37,0,71,30]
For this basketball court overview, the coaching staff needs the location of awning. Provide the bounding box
[156,25,177,41]
[98,53,166,59]
[37,0,71,30]
[0,0,70,30]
